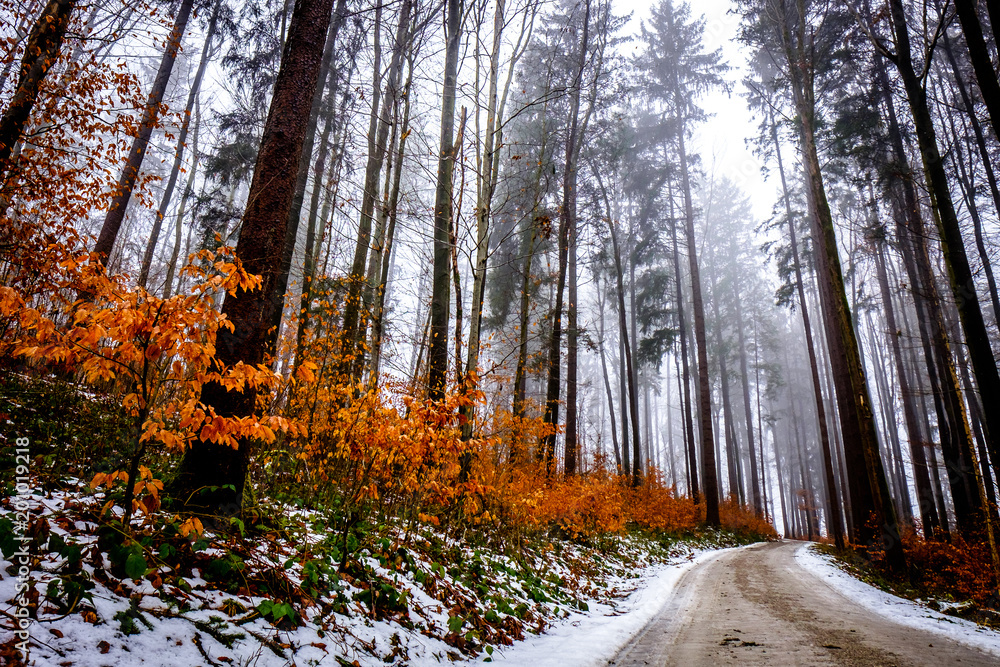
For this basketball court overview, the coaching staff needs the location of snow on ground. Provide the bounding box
[2,543,733,667]
[459,548,735,666]
[3,485,753,667]
[795,542,1000,657]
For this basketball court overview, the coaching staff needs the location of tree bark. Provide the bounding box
[268,0,348,358]
[139,4,219,288]
[172,0,338,513]
[0,0,76,186]
[428,0,462,401]
[953,0,1000,141]
[94,0,194,264]
[540,0,590,473]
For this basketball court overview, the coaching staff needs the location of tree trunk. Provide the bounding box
[139,4,219,288]
[707,242,740,503]
[541,0,590,473]
[669,189,699,503]
[887,0,1000,499]
[608,210,642,486]
[269,0,348,357]
[953,0,1000,141]
[771,103,842,546]
[162,99,200,300]
[874,240,941,537]
[735,293,762,516]
[781,3,902,571]
[597,278,622,472]
[427,0,462,401]
[0,0,76,185]
[172,0,338,514]
[677,125,717,523]
[94,0,194,263]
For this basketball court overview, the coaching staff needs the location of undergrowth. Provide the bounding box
[816,530,1000,629]
[0,362,776,665]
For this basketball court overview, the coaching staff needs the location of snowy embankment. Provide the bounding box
[1,483,754,667]
[467,548,731,666]
[795,542,1000,657]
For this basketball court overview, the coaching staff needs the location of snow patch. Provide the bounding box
[795,542,1000,657]
[464,547,735,666]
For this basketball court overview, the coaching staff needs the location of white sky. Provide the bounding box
[618,0,779,221]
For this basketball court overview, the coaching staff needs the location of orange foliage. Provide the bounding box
[0,0,169,290]
[900,530,998,605]
[5,247,301,464]
[282,317,774,544]
[716,498,779,538]
[627,476,699,533]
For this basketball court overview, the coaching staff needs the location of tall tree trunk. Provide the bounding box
[597,278,622,471]
[772,421,791,537]
[781,3,902,570]
[162,99,200,300]
[735,293,762,516]
[139,4,219,288]
[676,124,717,522]
[953,0,1000,141]
[770,105,843,547]
[608,210,641,485]
[0,0,76,186]
[707,243,739,503]
[427,0,462,401]
[94,0,194,263]
[669,189,699,503]
[541,0,590,473]
[512,228,537,423]
[172,0,338,513]
[619,310,631,476]
[754,320,771,520]
[269,0,348,358]
[887,0,1000,496]
[874,240,941,537]
[565,210,579,476]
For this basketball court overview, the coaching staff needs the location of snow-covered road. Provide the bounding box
[607,540,1000,666]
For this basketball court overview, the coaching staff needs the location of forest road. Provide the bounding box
[608,540,996,666]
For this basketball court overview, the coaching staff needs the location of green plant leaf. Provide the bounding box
[125,553,147,580]
[447,615,463,634]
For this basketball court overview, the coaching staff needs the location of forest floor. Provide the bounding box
[0,481,758,667]
[610,540,1000,666]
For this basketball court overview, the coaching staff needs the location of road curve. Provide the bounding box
[609,540,996,666]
